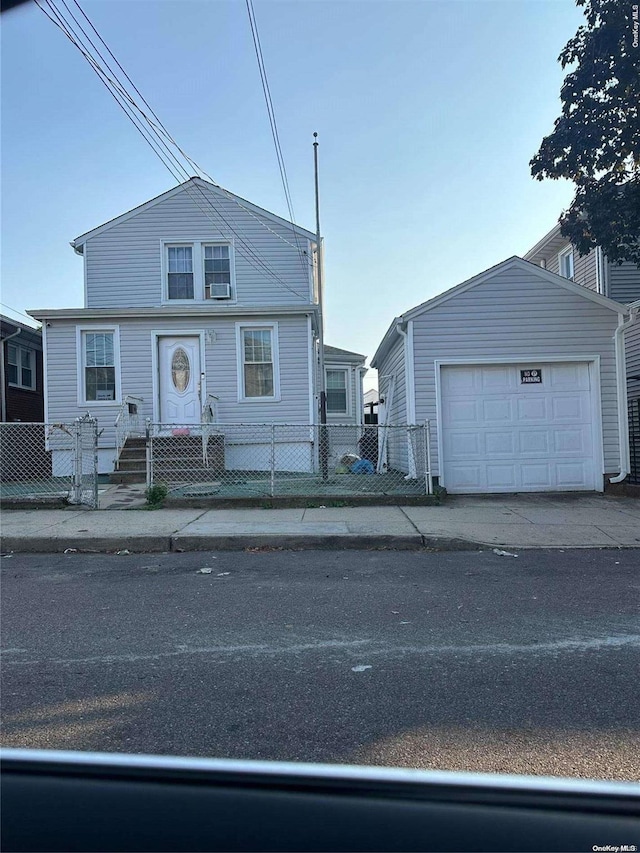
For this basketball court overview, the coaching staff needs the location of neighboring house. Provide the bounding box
[29,177,345,474]
[372,257,635,494]
[0,316,44,422]
[524,224,640,403]
[323,344,366,425]
[363,387,379,424]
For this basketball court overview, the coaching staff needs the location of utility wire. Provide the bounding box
[0,304,42,327]
[35,0,312,299]
[245,0,307,279]
[37,0,304,296]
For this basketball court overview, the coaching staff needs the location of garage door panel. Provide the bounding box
[447,399,479,423]
[448,432,482,456]
[517,430,549,454]
[486,464,517,489]
[517,397,548,422]
[520,463,553,489]
[441,362,597,493]
[481,366,513,390]
[553,427,590,454]
[486,431,515,455]
[481,397,513,422]
[551,395,585,421]
[556,461,590,487]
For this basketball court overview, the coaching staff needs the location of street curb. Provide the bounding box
[169,534,455,551]
[1,535,172,554]
[1,534,485,554]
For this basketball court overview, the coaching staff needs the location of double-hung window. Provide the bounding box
[238,325,279,401]
[164,242,233,301]
[7,344,35,390]
[81,330,117,402]
[204,245,231,299]
[326,369,348,415]
[167,246,194,300]
[558,246,574,280]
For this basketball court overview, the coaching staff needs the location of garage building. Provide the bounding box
[371,257,636,493]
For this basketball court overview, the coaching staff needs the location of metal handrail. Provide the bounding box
[114,395,144,468]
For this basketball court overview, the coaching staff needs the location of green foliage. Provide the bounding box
[145,484,168,508]
[530,0,640,265]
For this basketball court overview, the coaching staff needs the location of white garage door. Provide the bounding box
[440,362,598,493]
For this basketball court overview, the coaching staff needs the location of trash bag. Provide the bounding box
[351,458,374,475]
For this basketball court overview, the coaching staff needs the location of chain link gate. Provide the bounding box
[0,416,99,508]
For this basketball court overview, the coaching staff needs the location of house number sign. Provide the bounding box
[520,369,542,384]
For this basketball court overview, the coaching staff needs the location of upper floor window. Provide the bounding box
[167,246,194,300]
[236,323,280,402]
[77,327,121,404]
[558,246,574,280]
[164,242,234,302]
[7,344,35,390]
[326,369,348,415]
[204,245,231,299]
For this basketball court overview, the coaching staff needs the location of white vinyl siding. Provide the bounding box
[626,320,640,402]
[84,183,313,308]
[607,260,640,305]
[43,314,310,464]
[375,267,621,483]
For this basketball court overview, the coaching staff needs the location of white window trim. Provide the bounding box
[76,325,122,407]
[325,365,351,416]
[160,239,236,304]
[558,245,574,280]
[235,321,281,403]
[7,343,36,390]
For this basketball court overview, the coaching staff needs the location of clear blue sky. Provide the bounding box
[2,0,583,389]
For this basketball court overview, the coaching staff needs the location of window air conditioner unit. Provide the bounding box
[210,282,231,299]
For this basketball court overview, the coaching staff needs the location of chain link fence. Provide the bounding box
[146,422,432,499]
[0,416,99,507]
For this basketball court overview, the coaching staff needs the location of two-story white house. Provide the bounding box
[29,177,364,476]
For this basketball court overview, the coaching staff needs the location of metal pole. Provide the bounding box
[72,418,82,504]
[425,420,433,495]
[145,418,152,490]
[270,423,275,497]
[313,133,329,479]
[92,418,99,509]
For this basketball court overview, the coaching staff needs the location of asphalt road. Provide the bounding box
[2,548,639,781]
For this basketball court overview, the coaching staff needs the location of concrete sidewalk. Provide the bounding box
[1,494,639,553]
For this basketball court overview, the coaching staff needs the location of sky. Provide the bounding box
[1,0,584,390]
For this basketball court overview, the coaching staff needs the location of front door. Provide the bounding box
[158,336,201,424]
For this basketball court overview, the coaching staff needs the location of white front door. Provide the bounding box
[158,336,201,424]
[440,362,598,493]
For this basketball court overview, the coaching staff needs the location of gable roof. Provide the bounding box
[72,177,316,251]
[523,223,564,262]
[324,344,366,363]
[371,256,630,368]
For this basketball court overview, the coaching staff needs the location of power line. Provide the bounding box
[0,303,41,327]
[245,0,307,279]
[34,0,313,299]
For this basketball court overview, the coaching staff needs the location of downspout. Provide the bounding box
[0,327,22,422]
[609,308,638,484]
